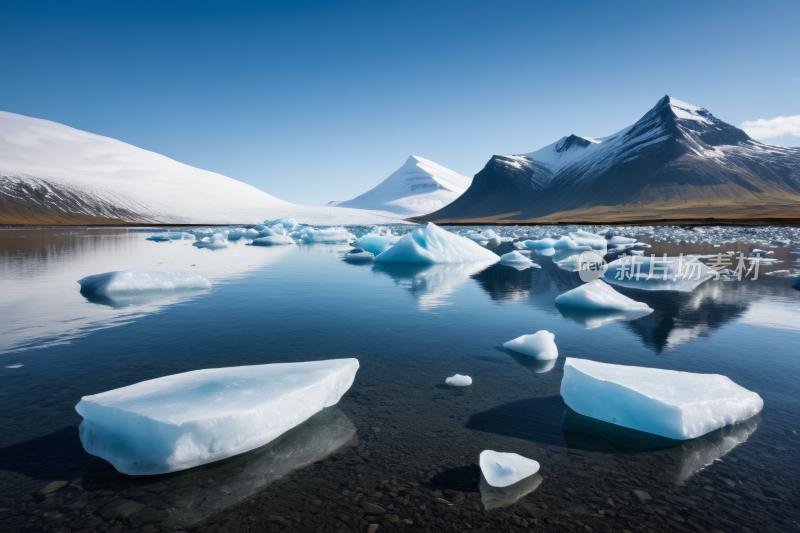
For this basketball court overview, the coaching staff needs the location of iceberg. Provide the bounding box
[75,358,360,475]
[503,331,558,360]
[265,218,299,230]
[374,223,500,264]
[292,227,353,244]
[554,279,653,313]
[524,238,558,250]
[146,234,171,242]
[604,255,711,292]
[250,235,295,246]
[193,233,228,249]
[560,358,763,440]
[608,236,637,246]
[78,270,212,298]
[479,450,540,488]
[446,374,472,386]
[500,251,540,270]
[356,229,401,255]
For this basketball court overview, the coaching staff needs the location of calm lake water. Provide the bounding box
[1,226,799,533]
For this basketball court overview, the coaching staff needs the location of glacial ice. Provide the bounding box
[266,218,299,229]
[554,280,653,313]
[608,236,637,246]
[75,358,360,475]
[292,227,353,244]
[146,234,171,242]
[479,450,540,488]
[503,331,558,360]
[193,233,228,249]
[560,358,764,440]
[356,229,401,255]
[446,374,472,386]
[250,235,295,246]
[524,238,558,250]
[78,270,212,297]
[604,255,711,292]
[374,223,500,264]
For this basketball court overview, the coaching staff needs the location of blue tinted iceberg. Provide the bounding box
[503,331,558,360]
[293,227,353,244]
[374,223,500,264]
[342,247,374,262]
[78,270,211,297]
[555,280,653,313]
[75,359,360,475]
[146,234,171,242]
[356,229,401,255]
[560,358,764,440]
[479,450,540,488]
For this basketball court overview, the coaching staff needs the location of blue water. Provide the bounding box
[1,227,799,532]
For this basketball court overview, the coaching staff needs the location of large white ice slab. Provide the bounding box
[560,358,763,440]
[75,359,360,475]
[555,280,653,313]
[503,331,558,360]
[78,270,212,298]
[374,223,500,264]
[479,450,540,488]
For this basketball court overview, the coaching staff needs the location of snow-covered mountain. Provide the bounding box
[334,155,471,217]
[0,111,405,225]
[419,96,800,223]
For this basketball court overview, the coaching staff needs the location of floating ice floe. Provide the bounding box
[446,374,472,386]
[5,363,23,369]
[78,271,212,298]
[555,279,653,313]
[292,227,353,244]
[75,359,360,475]
[342,247,375,262]
[503,331,558,360]
[356,228,401,255]
[479,450,540,488]
[374,223,500,264]
[604,255,711,292]
[749,249,773,257]
[560,358,763,440]
[500,251,540,271]
[146,234,171,242]
[607,236,637,246]
[193,233,228,249]
[266,218,300,230]
[465,229,501,247]
[250,235,295,246]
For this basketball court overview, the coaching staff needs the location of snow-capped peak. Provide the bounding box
[667,96,712,124]
[334,155,471,216]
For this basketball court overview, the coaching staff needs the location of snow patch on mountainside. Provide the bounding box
[334,155,471,217]
[0,110,409,225]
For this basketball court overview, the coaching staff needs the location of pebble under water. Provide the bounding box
[1,226,799,533]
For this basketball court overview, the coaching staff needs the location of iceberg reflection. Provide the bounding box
[480,471,542,510]
[561,408,759,481]
[555,304,653,329]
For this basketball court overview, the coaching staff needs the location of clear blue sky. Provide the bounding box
[2,0,799,205]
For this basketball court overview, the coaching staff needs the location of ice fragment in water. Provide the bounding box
[446,374,472,386]
[375,223,500,264]
[500,251,540,270]
[560,358,763,440]
[555,279,653,313]
[75,359,359,475]
[193,233,228,249]
[292,227,353,244]
[503,331,558,360]
[343,247,375,262]
[356,229,401,255]
[479,450,540,488]
[250,235,295,246]
[78,271,211,297]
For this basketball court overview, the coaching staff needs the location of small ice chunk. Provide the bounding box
[749,249,773,257]
[193,233,228,249]
[524,238,558,250]
[479,450,540,488]
[356,230,401,255]
[146,234,171,242]
[500,251,540,270]
[343,247,375,262]
[292,227,353,244]
[78,271,211,297]
[265,218,299,229]
[75,359,360,475]
[250,235,295,246]
[446,374,472,386]
[503,331,558,360]
[560,358,764,440]
[555,280,653,313]
[374,223,500,264]
[5,364,23,368]
[608,236,637,246]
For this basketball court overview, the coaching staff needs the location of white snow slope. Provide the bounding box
[0,110,407,225]
[334,155,472,217]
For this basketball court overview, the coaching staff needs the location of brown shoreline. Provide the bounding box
[405,217,800,227]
